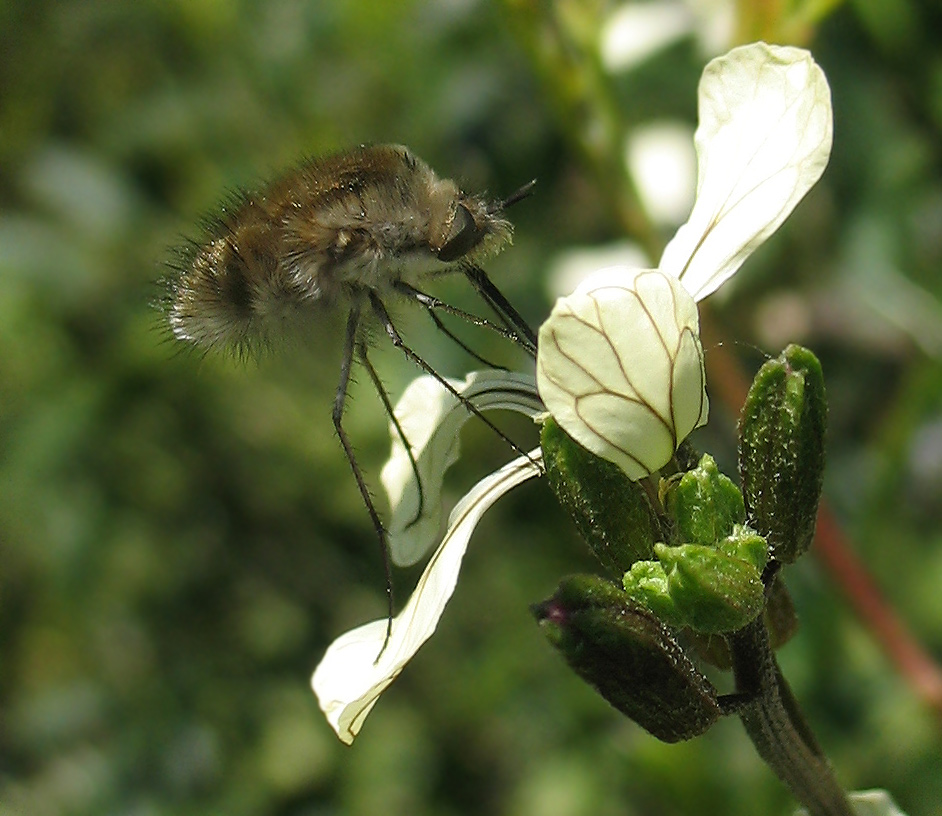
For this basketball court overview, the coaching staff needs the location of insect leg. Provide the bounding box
[369,293,544,470]
[423,309,507,371]
[394,281,520,343]
[462,264,537,356]
[357,341,427,531]
[333,304,394,651]
[394,282,509,369]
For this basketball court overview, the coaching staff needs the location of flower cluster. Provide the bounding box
[313,41,833,745]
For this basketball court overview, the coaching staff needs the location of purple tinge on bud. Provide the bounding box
[534,575,722,743]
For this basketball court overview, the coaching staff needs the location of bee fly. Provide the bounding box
[167,143,537,639]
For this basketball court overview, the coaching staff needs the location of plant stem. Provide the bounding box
[727,615,855,816]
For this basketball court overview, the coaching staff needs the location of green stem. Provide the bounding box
[727,616,854,816]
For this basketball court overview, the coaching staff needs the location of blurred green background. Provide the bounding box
[2,1,941,815]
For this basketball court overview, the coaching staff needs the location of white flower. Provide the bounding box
[538,42,832,479]
[795,789,909,816]
[538,267,708,480]
[381,370,544,568]
[313,371,543,744]
[313,41,834,744]
[664,42,833,301]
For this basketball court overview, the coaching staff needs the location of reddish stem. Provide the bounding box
[814,507,942,715]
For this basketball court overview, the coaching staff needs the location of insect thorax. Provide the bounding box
[169,144,513,355]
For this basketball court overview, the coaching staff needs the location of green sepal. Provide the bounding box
[686,576,799,669]
[654,543,765,634]
[739,345,827,563]
[718,525,769,572]
[662,454,745,546]
[765,573,799,651]
[533,575,723,743]
[541,417,658,575]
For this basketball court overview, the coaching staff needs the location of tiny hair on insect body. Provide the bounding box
[166,143,538,646]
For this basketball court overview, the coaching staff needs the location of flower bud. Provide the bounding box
[718,525,769,572]
[662,454,745,546]
[653,542,765,634]
[541,416,658,575]
[533,575,722,743]
[673,573,797,670]
[537,267,709,480]
[622,560,685,629]
[739,345,827,563]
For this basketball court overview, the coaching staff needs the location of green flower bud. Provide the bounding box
[718,525,769,572]
[622,528,768,633]
[622,560,686,628]
[654,542,765,633]
[686,575,798,669]
[663,454,745,546]
[739,345,827,563]
[533,575,722,743]
[765,573,799,651]
[541,417,658,575]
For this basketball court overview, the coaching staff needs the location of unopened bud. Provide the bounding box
[739,345,827,563]
[686,574,798,670]
[534,575,722,742]
[653,541,765,634]
[662,454,745,545]
[621,560,685,628]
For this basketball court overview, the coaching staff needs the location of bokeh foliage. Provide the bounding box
[1,1,941,815]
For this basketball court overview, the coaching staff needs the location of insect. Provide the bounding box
[167,143,536,634]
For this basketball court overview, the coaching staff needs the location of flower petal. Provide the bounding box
[660,42,833,301]
[313,449,543,744]
[795,790,909,816]
[537,266,708,480]
[380,370,543,567]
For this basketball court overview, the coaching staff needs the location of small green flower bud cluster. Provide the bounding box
[623,456,769,634]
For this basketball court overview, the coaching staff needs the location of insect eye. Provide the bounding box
[437,203,483,262]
